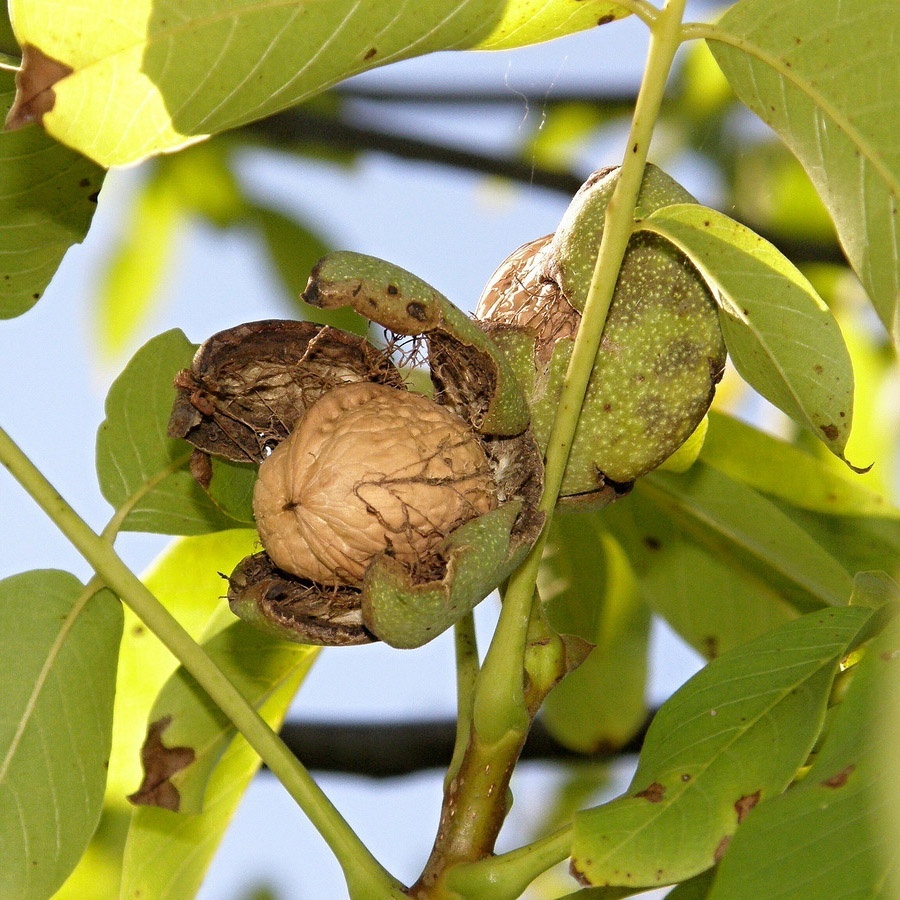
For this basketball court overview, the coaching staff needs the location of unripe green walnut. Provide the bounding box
[477,165,726,492]
[253,382,497,587]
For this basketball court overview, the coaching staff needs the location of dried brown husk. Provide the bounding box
[168,320,402,464]
[226,552,376,646]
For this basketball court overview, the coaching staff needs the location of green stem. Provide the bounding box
[473,0,688,746]
[446,612,479,788]
[413,4,690,896]
[446,825,573,900]
[0,424,405,900]
[613,0,660,26]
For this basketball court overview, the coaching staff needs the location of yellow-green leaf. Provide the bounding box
[7,1,518,166]
[474,1,627,51]
[96,169,184,357]
[120,661,310,899]
[700,412,898,520]
[55,530,259,899]
[540,516,650,753]
[128,621,316,815]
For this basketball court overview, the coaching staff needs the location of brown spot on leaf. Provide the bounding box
[364,47,377,60]
[714,835,732,862]
[597,14,615,25]
[820,423,840,442]
[643,535,661,551]
[822,764,855,788]
[4,44,73,131]
[569,859,591,886]
[127,716,196,811]
[735,790,761,822]
[635,782,666,802]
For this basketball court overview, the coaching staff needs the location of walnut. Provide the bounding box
[252,381,498,587]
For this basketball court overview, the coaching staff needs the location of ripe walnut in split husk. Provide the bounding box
[253,382,498,586]
[169,256,543,649]
[476,164,727,505]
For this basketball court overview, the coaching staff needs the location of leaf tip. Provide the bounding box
[842,454,874,475]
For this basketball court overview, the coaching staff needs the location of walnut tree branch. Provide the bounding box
[276,713,653,779]
[242,105,849,269]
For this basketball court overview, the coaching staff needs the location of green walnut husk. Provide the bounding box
[169,254,543,649]
[477,165,727,502]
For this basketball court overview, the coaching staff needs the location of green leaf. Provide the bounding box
[120,660,309,899]
[605,494,796,660]
[708,0,900,346]
[539,515,650,752]
[667,869,717,900]
[769,499,900,579]
[3,0,542,166]
[700,412,898,519]
[0,571,122,899]
[571,605,873,888]
[638,463,854,612]
[55,530,258,898]
[0,69,104,318]
[127,620,316,814]
[850,571,900,610]
[707,609,900,898]
[473,2,628,51]
[96,329,244,534]
[205,457,257,525]
[1,6,17,55]
[639,204,857,462]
